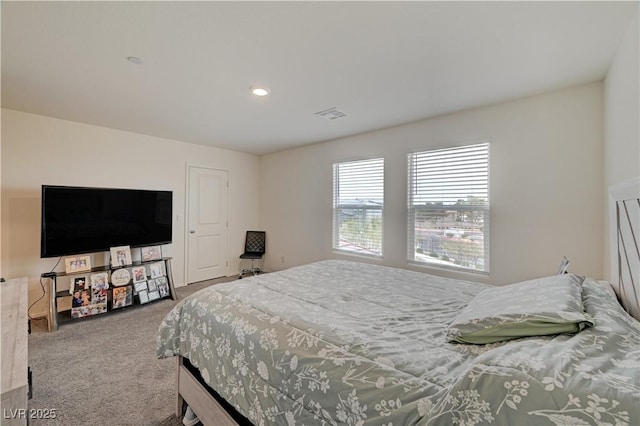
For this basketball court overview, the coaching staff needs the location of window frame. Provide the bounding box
[407,142,490,275]
[332,157,385,258]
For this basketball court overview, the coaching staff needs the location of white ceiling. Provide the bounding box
[1,1,637,155]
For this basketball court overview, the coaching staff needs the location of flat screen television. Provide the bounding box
[41,185,173,258]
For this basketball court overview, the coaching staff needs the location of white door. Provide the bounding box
[187,166,229,283]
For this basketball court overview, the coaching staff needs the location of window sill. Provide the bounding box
[407,259,489,277]
[333,249,383,261]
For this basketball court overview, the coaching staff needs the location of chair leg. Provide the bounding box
[238,259,262,279]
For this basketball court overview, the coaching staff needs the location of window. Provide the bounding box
[333,158,384,257]
[408,143,489,273]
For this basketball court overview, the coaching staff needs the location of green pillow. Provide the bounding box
[446,274,593,344]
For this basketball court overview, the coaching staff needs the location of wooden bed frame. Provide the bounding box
[174,177,640,426]
[175,356,243,426]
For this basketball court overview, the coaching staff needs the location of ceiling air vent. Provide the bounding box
[315,107,348,120]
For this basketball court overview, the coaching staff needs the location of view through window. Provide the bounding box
[408,143,489,273]
[333,158,384,257]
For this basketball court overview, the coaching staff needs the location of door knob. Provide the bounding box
[189,230,195,234]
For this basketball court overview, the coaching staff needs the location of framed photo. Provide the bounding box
[158,280,169,298]
[89,303,107,316]
[73,303,106,318]
[132,266,147,283]
[148,290,161,301]
[134,281,148,294]
[72,288,92,308]
[71,306,91,318]
[64,255,91,274]
[149,262,164,279]
[141,245,162,262]
[69,276,88,295]
[138,289,149,304]
[90,272,109,290]
[147,278,158,292]
[90,273,109,304]
[111,268,131,287]
[112,286,133,309]
[110,245,132,267]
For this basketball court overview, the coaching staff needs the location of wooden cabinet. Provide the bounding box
[43,257,177,332]
[1,277,29,425]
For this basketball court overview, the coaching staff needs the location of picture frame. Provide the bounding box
[112,286,133,309]
[64,255,91,274]
[131,266,147,283]
[69,276,88,295]
[147,278,158,292]
[90,304,107,316]
[158,280,169,298]
[110,268,131,287]
[71,288,92,308]
[149,262,164,279]
[90,272,109,290]
[90,272,109,305]
[134,281,148,294]
[141,245,162,262]
[138,289,149,304]
[110,245,132,267]
[71,306,91,318]
[148,290,161,301]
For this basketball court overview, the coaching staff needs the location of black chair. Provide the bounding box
[238,231,266,279]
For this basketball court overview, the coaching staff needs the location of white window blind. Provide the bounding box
[408,143,489,273]
[333,158,384,257]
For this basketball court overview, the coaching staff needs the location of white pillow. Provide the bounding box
[446,274,594,344]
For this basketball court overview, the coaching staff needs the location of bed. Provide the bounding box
[157,180,640,426]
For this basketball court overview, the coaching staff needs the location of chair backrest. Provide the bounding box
[244,231,266,254]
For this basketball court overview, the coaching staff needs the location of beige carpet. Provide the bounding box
[27,276,235,426]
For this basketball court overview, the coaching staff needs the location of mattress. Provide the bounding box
[157,260,639,425]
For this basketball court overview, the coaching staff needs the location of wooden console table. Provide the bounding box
[1,276,29,426]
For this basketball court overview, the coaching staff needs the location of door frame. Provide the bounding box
[184,163,230,284]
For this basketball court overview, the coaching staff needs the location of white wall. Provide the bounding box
[1,109,259,317]
[260,82,604,286]
[0,111,3,280]
[604,9,640,280]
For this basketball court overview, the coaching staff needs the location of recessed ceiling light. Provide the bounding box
[250,86,270,97]
[127,56,142,65]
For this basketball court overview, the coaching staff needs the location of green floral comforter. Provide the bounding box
[157,260,639,425]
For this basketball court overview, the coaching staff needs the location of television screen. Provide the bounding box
[41,185,173,258]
